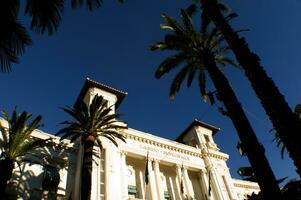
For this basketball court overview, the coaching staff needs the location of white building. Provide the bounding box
[5,78,259,200]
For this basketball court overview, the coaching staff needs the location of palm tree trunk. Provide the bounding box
[0,157,14,199]
[204,51,282,199]
[81,136,95,200]
[201,0,301,176]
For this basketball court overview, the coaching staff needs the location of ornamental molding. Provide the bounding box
[123,132,202,158]
[233,182,260,190]
[122,131,228,161]
[207,152,228,161]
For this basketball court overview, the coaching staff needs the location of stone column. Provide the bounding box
[138,170,146,200]
[168,176,176,200]
[148,159,158,199]
[153,160,164,200]
[199,169,210,199]
[207,166,225,200]
[202,148,225,200]
[175,164,184,200]
[182,166,195,199]
[120,151,128,200]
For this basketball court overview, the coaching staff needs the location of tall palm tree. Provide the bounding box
[0,108,51,198]
[0,0,123,72]
[274,104,301,159]
[151,7,282,199]
[199,0,301,176]
[56,94,127,200]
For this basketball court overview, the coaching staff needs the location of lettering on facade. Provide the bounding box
[139,144,190,161]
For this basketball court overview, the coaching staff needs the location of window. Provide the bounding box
[164,191,171,200]
[128,185,137,196]
[204,135,210,143]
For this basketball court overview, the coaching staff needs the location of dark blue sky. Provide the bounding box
[1,0,301,180]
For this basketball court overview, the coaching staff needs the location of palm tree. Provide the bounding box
[0,0,123,72]
[273,104,301,159]
[56,94,127,200]
[199,0,301,176]
[151,7,282,199]
[0,108,51,198]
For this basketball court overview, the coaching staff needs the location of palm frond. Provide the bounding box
[295,104,301,120]
[154,53,187,79]
[150,42,168,51]
[57,127,83,139]
[96,113,121,128]
[102,134,118,146]
[187,63,197,88]
[217,2,229,13]
[95,106,113,121]
[151,34,186,51]
[161,14,186,36]
[219,56,240,69]
[23,115,43,136]
[89,95,104,119]
[0,19,32,73]
[185,4,197,17]
[0,108,48,160]
[198,69,206,97]
[16,138,51,157]
[152,8,235,102]
[25,0,64,35]
[96,137,103,149]
[71,0,102,11]
[58,95,127,148]
[271,104,301,159]
[70,133,82,143]
[61,106,87,125]
[169,62,193,100]
[200,9,210,35]
[0,0,20,19]
[225,12,238,21]
[180,9,194,32]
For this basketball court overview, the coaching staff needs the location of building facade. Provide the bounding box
[5,79,259,200]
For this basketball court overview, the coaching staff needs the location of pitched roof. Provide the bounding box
[74,78,128,108]
[175,119,220,142]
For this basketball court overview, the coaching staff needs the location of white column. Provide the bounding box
[199,169,210,199]
[182,167,195,199]
[120,151,128,200]
[175,165,184,200]
[148,159,158,199]
[202,148,226,200]
[139,170,146,200]
[168,176,176,200]
[153,160,164,200]
[208,166,225,200]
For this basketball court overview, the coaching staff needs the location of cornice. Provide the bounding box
[207,152,228,161]
[233,182,260,190]
[122,131,228,161]
[123,132,202,158]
